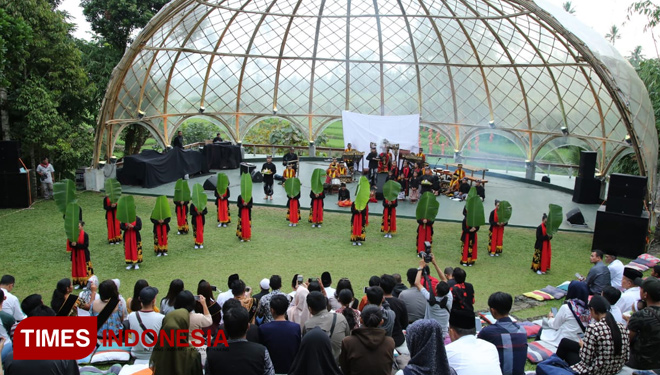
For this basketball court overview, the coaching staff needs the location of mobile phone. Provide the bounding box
[194,295,200,301]
[575,272,583,280]
[578,332,585,339]
[364,286,368,294]
[297,275,303,284]
[551,307,558,316]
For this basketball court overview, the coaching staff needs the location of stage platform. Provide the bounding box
[120,161,598,232]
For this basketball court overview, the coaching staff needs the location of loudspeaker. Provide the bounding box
[578,151,597,178]
[203,176,217,191]
[374,173,388,200]
[606,174,646,216]
[566,208,585,225]
[592,206,648,259]
[0,172,31,208]
[572,176,602,204]
[0,141,20,173]
[541,176,551,183]
[251,170,263,183]
[239,162,256,175]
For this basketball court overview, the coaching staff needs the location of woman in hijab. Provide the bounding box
[340,305,395,375]
[288,326,342,375]
[150,308,202,375]
[538,280,590,348]
[397,319,455,375]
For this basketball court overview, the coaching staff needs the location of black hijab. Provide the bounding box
[288,327,342,375]
[404,319,456,375]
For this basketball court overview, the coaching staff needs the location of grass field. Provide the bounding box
[1,191,596,315]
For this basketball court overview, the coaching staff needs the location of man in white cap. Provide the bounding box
[253,278,271,304]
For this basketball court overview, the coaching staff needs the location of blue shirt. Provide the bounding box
[477,317,528,375]
[258,320,301,374]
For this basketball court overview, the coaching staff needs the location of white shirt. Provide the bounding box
[0,287,25,321]
[128,310,164,359]
[608,260,624,291]
[610,305,624,324]
[446,335,502,375]
[216,289,234,307]
[325,286,340,310]
[539,304,584,348]
[615,286,640,313]
[420,287,453,337]
[36,163,54,184]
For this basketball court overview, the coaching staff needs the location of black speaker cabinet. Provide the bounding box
[0,172,32,208]
[606,174,647,216]
[572,177,601,204]
[566,208,586,225]
[251,170,263,183]
[578,151,597,178]
[374,173,388,200]
[0,141,20,173]
[203,176,217,191]
[592,206,648,259]
[239,162,256,175]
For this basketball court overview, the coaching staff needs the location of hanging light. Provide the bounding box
[488,120,495,129]
[137,110,145,119]
[199,106,205,114]
[561,126,569,136]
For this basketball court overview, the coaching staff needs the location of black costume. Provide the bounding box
[261,161,277,197]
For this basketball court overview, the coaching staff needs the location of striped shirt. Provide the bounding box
[477,317,528,375]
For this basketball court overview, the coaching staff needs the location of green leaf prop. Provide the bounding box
[216,173,229,196]
[192,183,207,211]
[416,192,440,221]
[496,200,512,223]
[546,204,563,235]
[174,179,191,202]
[53,179,76,214]
[241,172,252,203]
[284,177,301,198]
[151,195,172,221]
[64,202,80,242]
[383,180,401,201]
[104,178,122,203]
[311,169,325,195]
[354,176,371,211]
[116,195,136,224]
[465,187,486,227]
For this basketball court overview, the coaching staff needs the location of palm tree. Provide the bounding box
[605,25,622,45]
[628,45,645,68]
[562,1,576,14]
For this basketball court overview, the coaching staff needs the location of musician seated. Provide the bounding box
[452,178,471,201]
[344,143,353,153]
[343,143,355,169]
[446,163,466,194]
[417,148,426,164]
[212,133,224,143]
[329,157,338,170]
[336,161,347,177]
[337,183,352,207]
[282,163,296,183]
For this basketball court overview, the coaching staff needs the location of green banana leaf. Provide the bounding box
[192,183,207,211]
[465,187,486,227]
[151,195,172,221]
[284,177,301,198]
[216,173,229,196]
[496,200,512,223]
[311,169,325,195]
[354,176,371,211]
[53,179,76,214]
[64,202,80,242]
[116,195,136,224]
[383,180,401,201]
[174,179,191,202]
[241,172,252,203]
[104,178,122,203]
[416,192,439,221]
[546,204,563,235]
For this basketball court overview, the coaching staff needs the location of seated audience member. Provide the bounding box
[288,327,342,375]
[392,273,407,297]
[605,250,624,291]
[287,276,310,327]
[0,275,25,321]
[303,291,350,363]
[554,295,629,375]
[337,183,351,207]
[258,294,301,374]
[217,274,239,307]
[3,295,80,375]
[365,286,395,337]
[50,278,80,316]
[539,281,590,348]
[446,309,502,375]
[398,268,427,323]
[601,286,624,324]
[174,290,212,347]
[413,259,453,340]
[395,319,456,375]
[231,279,257,322]
[77,275,99,315]
[150,308,202,375]
[450,268,474,313]
[358,276,381,311]
[380,274,408,350]
[253,278,270,304]
[0,289,15,361]
[578,249,611,295]
[195,280,221,335]
[335,278,360,309]
[616,268,643,313]
[339,305,395,375]
[477,292,527,375]
[444,267,455,287]
[456,178,470,200]
[206,306,275,375]
[128,286,164,360]
[255,275,285,325]
[160,278,184,315]
[322,272,340,310]
[90,279,126,337]
[336,289,360,331]
[652,265,660,278]
[626,277,660,370]
[218,299,261,343]
[127,279,157,314]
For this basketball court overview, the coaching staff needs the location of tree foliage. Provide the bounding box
[562,1,576,14]
[628,1,660,58]
[0,9,32,90]
[243,118,329,152]
[605,25,621,45]
[178,119,229,144]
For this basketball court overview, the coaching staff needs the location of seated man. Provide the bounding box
[577,249,611,295]
[455,178,470,200]
[605,250,624,291]
[258,294,300,374]
[398,268,427,323]
[477,292,527,375]
[337,182,351,207]
[127,286,164,360]
[446,309,502,375]
[303,291,350,363]
[212,133,224,143]
[365,286,396,337]
[626,277,660,370]
[328,157,338,170]
[336,161,347,177]
[616,268,643,313]
[206,305,275,375]
[602,286,624,324]
[447,164,465,193]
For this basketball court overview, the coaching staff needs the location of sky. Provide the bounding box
[60,0,658,59]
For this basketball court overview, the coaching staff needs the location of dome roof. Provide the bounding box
[94,0,656,187]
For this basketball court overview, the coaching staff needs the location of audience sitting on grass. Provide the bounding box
[231,279,257,323]
[90,279,126,338]
[160,278,184,315]
[127,286,164,360]
[253,278,270,304]
[605,250,624,291]
[335,278,360,309]
[616,268,643,313]
[398,268,428,323]
[255,275,284,325]
[303,291,350,363]
[365,286,395,337]
[77,275,98,316]
[287,275,310,328]
[538,280,590,348]
[395,319,456,375]
[219,298,261,343]
[322,272,340,310]
[601,286,624,324]
[380,274,409,351]
[450,267,475,314]
[0,275,24,322]
[446,309,502,375]
[336,289,361,331]
[50,278,80,317]
[216,274,239,308]
[258,294,301,374]
[577,249,611,295]
[127,279,151,314]
[195,279,221,336]
[391,273,407,297]
[626,276,660,371]
[357,275,380,311]
[150,308,202,375]
[339,305,395,375]
[174,290,212,355]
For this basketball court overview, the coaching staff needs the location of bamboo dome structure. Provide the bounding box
[93,0,657,189]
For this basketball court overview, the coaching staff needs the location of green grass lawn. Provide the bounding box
[1,192,595,315]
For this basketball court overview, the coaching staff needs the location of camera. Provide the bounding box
[297,275,303,284]
[194,295,200,301]
[418,251,432,263]
[211,285,217,292]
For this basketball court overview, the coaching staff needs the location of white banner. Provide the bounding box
[341,111,420,166]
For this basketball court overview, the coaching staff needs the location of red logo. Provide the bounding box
[13,317,97,360]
